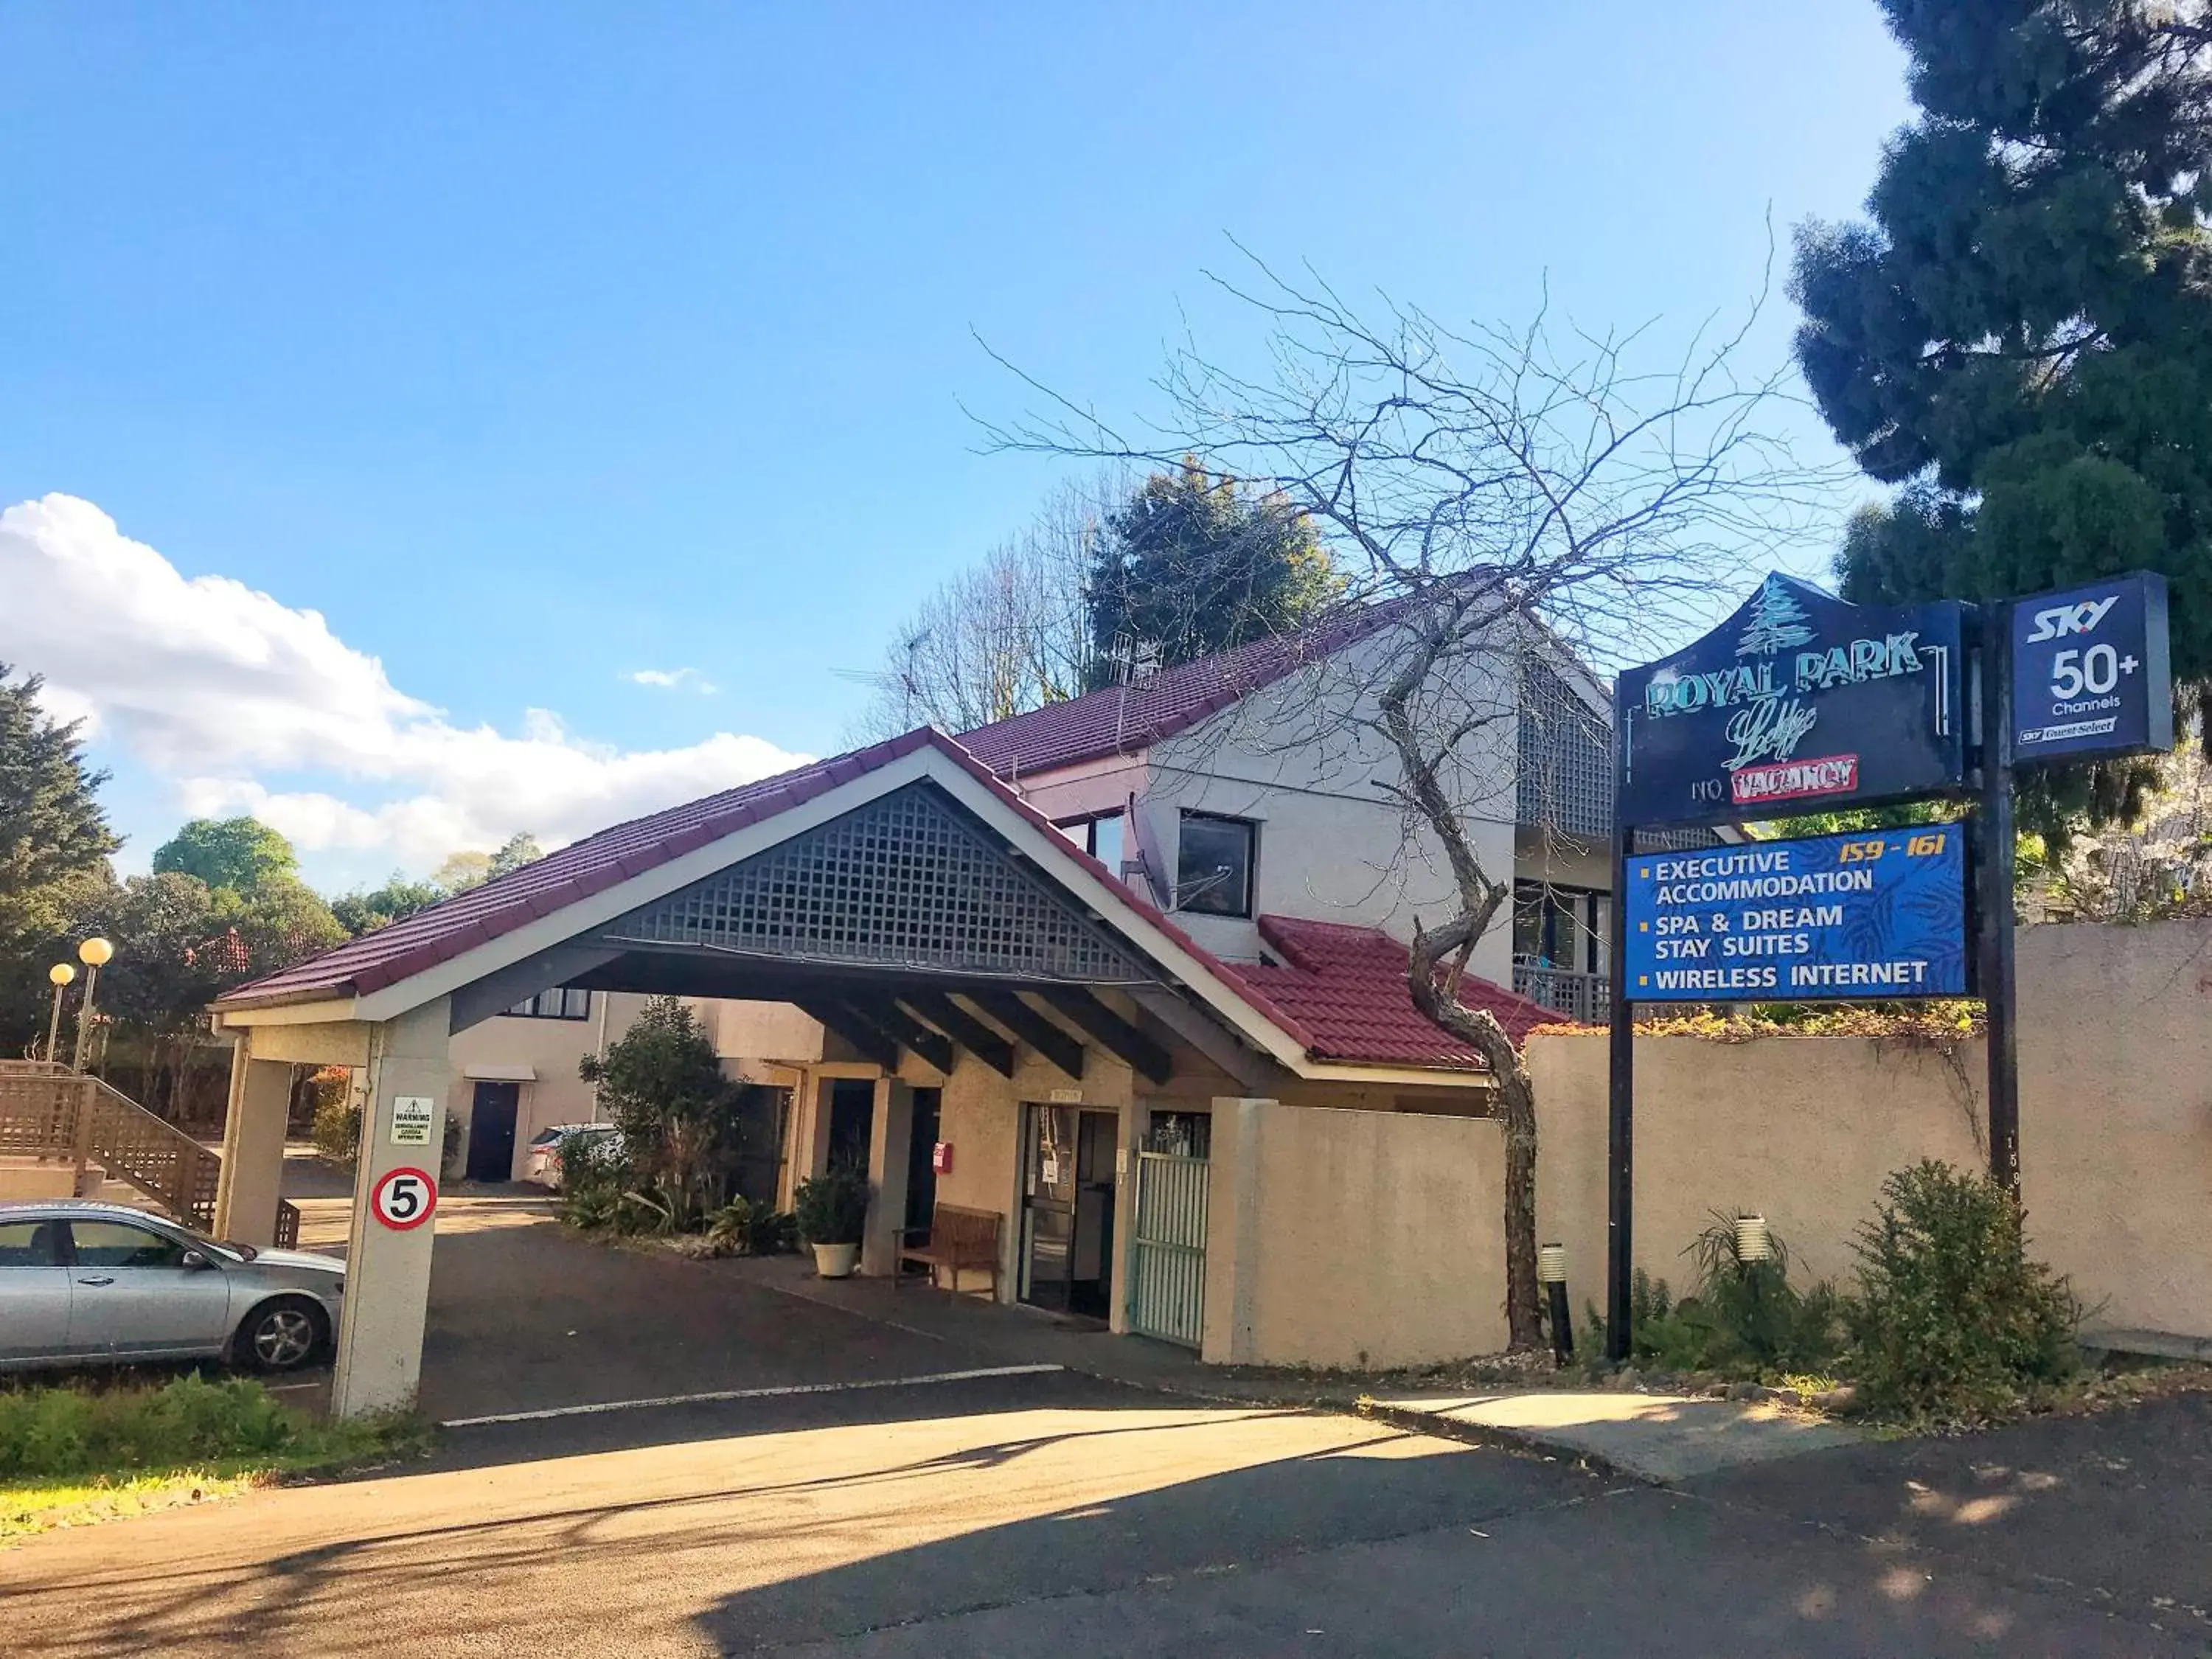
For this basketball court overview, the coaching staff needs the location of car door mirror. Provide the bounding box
[180,1250,211,1270]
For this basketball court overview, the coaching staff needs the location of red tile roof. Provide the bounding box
[1219,916,1554,1070]
[955,591,1425,778]
[215,723,1509,1074]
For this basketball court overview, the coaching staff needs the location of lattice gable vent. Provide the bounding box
[593,782,1155,982]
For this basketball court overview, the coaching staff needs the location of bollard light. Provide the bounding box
[1537,1242,1568,1284]
[1735,1214,1772,1264]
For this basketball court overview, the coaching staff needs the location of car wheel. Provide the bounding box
[237,1296,327,1373]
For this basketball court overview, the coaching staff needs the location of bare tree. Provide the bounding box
[985,251,1829,1348]
[844,476,1119,741]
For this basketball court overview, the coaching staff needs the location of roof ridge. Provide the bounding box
[952,584,1444,779]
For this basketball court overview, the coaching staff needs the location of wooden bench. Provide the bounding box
[897,1203,1002,1296]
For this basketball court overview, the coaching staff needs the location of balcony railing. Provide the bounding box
[1512,961,1607,1025]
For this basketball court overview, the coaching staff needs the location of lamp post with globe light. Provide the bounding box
[69,937,114,1074]
[44,963,74,1065]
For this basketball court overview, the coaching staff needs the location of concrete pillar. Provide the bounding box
[213,1037,294,1248]
[860,1076,914,1276]
[331,996,451,1420]
[1107,1095,1144,1335]
[801,1071,833,1181]
[1199,1097,1272,1366]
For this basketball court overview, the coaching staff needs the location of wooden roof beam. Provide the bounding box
[898,990,1015,1078]
[1034,987,1174,1086]
[967,990,1085,1081]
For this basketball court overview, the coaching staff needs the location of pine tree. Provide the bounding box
[0,664,120,1052]
[1085,459,1340,687]
[1793,1,2212,830]
[1736,575,1816,656]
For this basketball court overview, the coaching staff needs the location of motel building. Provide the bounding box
[208,597,1662,1415]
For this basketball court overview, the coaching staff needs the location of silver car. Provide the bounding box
[0,1201,345,1375]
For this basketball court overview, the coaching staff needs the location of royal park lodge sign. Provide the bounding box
[1615,574,1967,827]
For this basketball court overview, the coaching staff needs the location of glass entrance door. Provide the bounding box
[1020,1104,1078,1311]
[1020,1103,1116,1317]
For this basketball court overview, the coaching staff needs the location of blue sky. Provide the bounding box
[0,3,1911,891]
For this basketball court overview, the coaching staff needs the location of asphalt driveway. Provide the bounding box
[411,1203,964,1423]
[7,1182,2203,1655]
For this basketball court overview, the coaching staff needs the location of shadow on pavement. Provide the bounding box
[1688,1391,2212,1641]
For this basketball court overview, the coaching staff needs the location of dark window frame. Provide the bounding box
[1512,879,1607,975]
[1052,810,1131,879]
[503,987,593,1020]
[1175,810,1258,919]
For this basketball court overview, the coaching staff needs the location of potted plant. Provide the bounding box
[794,1164,870,1278]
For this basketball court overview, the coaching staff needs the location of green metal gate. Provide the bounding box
[1128,1150,1208,1347]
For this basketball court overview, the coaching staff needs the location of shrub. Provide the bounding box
[794,1165,870,1246]
[577,997,742,1225]
[0,1376,299,1481]
[554,1129,636,1232]
[702,1196,798,1256]
[310,1092,361,1166]
[1849,1160,2081,1417]
[1582,1219,1845,1378]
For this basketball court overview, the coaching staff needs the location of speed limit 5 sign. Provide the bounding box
[369,1166,437,1231]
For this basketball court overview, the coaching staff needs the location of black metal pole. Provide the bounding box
[1548,1279,1576,1366]
[1604,817,1635,1361]
[1979,608,2021,1197]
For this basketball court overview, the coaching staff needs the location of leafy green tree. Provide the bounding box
[0,665,119,1054]
[1085,460,1340,687]
[332,876,444,936]
[487,832,543,877]
[431,832,542,895]
[1792,1,2212,832]
[577,996,740,1225]
[151,817,299,894]
[69,869,347,1107]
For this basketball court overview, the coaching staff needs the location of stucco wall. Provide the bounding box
[932,1053,1023,1292]
[447,990,707,1179]
[1528,1032,1986,1301]
[1204,1098,1509,1367]
[1527,918,2212,1344]
[1144,622,1521,979]
[2016,920,2212,1341]
[709,999,825,1065]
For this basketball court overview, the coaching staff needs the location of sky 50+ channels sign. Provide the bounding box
[1624,826,1969,1003]
[2011,571,2174,763]
[1615,574,1967,827]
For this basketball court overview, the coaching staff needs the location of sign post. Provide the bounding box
[1979,615,2021,1197]
[1601,568,2171,1363]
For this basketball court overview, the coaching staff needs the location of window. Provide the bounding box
[68,1220,188,1269]
[1176,812,1256,918]
[505,987,592,1020]
[0,1220,60,1267]
[1512,881,1605,973]
[1144,1110,1211,1158]
[1054,811,1127,879]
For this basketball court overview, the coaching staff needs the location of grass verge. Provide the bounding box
[1,1374,431,1543]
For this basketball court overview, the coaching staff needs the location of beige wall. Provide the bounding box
[709,1000,826,1066]
[1529,1033,1985,1304]
[1204,1098,1509,1367]
[1527,918,2212,1346]
[1149,630,1517,978]
[447,990,680,1179]
[2017,920,2212,1342]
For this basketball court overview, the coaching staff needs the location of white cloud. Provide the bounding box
[627,667,717,693]
[0,494,813,869]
